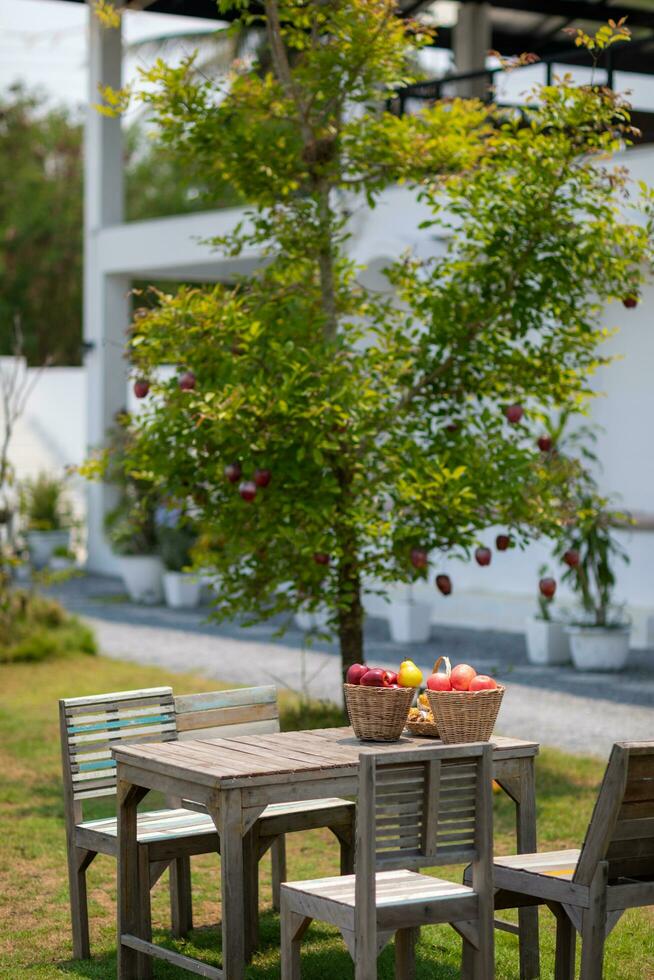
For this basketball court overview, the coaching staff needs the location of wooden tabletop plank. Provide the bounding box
[113,726,539,789]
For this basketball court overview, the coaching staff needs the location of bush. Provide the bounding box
[0,590,96,664]
[19,472,72,531]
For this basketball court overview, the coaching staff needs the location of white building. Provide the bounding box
[43,1,654,645]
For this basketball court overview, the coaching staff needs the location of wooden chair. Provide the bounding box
[60,684,355,964]
[280,742,495,980]
[465,740,654,980]
[59,686,220,965]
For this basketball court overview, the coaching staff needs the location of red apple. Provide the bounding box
[385,670,399,685]
[475,547,492,567]
[505,404,524,424]
[360,668,388,687]
[254,468,272,488]
[537,435,553,452]
[410,547,429,570]
[346,663,368,685]
[445,421,459,433]
[313,552,331,566]
[450,664,477,691]
[133,379,149,399]
[179,370,196,391]
[563,549,580,568]
[496,534,511,551]
[469,674,498,692]
[623,296,638,309]
[427,672,452,691]
[539,577,556,599]
[224,463,242,483]
[239,480,257,502]
[435,574,452,596]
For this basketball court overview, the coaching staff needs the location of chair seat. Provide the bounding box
[78,797,354,848]
[495,849,581,882]
[283,869,477,929]
[79,807,217,843]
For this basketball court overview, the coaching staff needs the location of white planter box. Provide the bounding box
[26,529,71,569]
[525,616,570,666]
[389,601,432,644]
[566,625,631,672]
[294,607,330,632]
[163,571,201,609]
[118,555,164,605]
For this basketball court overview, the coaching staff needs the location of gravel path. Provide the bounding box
[85,613,654,760]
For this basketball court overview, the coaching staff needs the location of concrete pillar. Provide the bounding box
[83,3,129,573]
[453,2,492,99]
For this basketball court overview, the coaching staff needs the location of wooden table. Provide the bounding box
[114,727,540,980]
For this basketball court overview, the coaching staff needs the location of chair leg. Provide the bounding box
[461,933,475,980]
[271,835,287,912]
[552,906,576,980]
[280,893,310,980]
[137,845,153,980]
[336,828,355,875]
[67,846,95,959]
[395,927,418,980]
[244,828,260,961]
[580,862,608,980]
[169,855,193,937]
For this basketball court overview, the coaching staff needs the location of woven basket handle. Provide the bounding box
[432,655,452,678]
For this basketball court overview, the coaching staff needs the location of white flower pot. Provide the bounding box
[117,555,164,605]
[163,571,201,609]
[26,529,71,569]
[525,617,570,666]
[566,625,631,672]
[295,607,330,632]
[389,601,432,644]
[50,556,76,572]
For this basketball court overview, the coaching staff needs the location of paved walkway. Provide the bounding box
[53,575,654,759]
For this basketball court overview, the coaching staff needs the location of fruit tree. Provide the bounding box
[99,4,652,677]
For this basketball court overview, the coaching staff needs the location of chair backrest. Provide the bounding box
[174,685,280,740]
[59,686,176,819]
[354,742,493,943]
[575,740,654,884]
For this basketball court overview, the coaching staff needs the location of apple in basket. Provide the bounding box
[360,668,393,687]
[345,663,368,685]
[469,675,498,691]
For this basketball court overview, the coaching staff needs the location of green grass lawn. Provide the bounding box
[0,653,652,979]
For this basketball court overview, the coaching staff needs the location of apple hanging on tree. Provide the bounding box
[435,574,452,596]
[224,463,242,483]
[179,370,196,391]
[239,481,257,502]
[539,577,557,599]
[475,547,492,567]
[537,435,553,452]
[133,379,149,399]
[505,404,524,424]
[496,534,511,551]
[410,547,428,570]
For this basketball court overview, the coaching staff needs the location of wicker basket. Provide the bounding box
[426,687,504,743]
[344,684,415,742]
[406,718,440,739]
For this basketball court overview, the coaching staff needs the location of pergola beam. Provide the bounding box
[458,0,654,30]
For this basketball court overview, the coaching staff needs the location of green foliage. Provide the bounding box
[100,4,653,670]
[19,472,71,531]
[0,589,96,663]
[554,495,630,628]
[100,418,159,556]
[0,86,240,365]
[157,517,197,572]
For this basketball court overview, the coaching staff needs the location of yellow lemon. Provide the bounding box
[398,659,423,688]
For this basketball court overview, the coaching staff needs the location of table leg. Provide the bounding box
[117,777,148,980]
[213,789,246,980]
[498,758,540,980]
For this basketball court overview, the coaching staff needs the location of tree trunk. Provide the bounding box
[337,560,364,680]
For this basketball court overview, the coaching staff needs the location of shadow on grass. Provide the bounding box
[57,912,462,979]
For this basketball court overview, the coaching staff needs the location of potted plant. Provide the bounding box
[524,564,570,666]
[102,420,163,604]
[49,545,77,571]
[158,511,201,609]
[558,498,631,672]
[20,473,72,569]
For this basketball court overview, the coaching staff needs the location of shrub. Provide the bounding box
[0,590,96,664]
